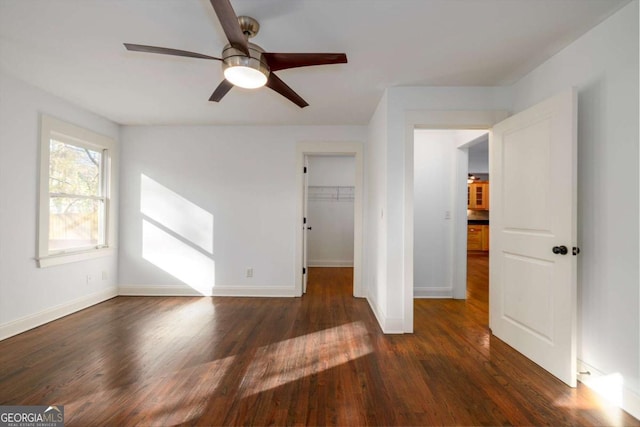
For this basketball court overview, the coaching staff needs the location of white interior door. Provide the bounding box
[490,88,577,387]
[302,156,310,294]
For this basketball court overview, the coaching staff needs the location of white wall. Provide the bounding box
[413,130,455,296]
[308,156,356,187]
[0,72,120,340]
[118,125,366,296]
[364,91,389,330]
[511,0,640,413]
[307,156,355,267]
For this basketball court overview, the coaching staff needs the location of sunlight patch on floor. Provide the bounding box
[240,321,372,397]
[66,355,236,426]
[554,373,627,426]
[583,372,624,407]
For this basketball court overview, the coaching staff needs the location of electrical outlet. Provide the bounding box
[445,210,451,219]
[246,268,253,278]
[86,274,94,285]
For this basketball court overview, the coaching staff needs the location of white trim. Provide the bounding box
[366,296,404,334]
[211,286,297,297]
[0,288,117,341]
[37,247,115,268]
[307,260,354,267]
[118,285,205,296]
[118,285,297,298]
[578,359,640,420]
[295,142,364,298]
[414,286,453,298]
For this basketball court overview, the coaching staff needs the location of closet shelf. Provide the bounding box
[308,185,354,201]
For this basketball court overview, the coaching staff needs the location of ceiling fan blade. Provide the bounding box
[209,0,250,56]
[265,73,309,108]
[262,53,347,72]
[124,43,222,60]
[209,79,234,102]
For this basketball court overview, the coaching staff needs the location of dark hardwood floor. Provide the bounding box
[0,262,637,426]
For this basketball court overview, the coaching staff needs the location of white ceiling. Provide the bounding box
[0,0,630,126]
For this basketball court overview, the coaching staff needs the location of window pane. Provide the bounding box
[49,197,103,251]
[49,139,102,196]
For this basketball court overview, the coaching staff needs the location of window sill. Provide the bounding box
[37,247,115,268]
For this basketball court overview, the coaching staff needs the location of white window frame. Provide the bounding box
[37,115,116,268]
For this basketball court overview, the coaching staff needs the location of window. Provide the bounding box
[37,115,116,267]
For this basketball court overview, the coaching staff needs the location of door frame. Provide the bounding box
[295,141,364,297]
[403,111,509,328]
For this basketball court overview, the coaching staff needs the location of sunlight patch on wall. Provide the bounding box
[240,321,372,397]
[140,174,215,294]
[141,174,213,254]
[142,220,215,295]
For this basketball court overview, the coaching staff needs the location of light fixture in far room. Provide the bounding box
[468,174,477,184]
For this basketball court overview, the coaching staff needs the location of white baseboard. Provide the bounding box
[577,359,640,420]
[366,294,404,334]
[0,287,117,341]
[307,260,354,267]
[211,286,297,297]
[414,286,453,298]
[118,284,298,297]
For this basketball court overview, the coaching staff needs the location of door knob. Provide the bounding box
[552,245,568,255]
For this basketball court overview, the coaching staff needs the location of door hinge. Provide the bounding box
[303,267,306,275]
[304,166,307,173]
[303,217,307,224]
[572,247,581,256]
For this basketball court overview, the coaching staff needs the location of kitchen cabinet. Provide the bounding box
[467,224,489,251]
[481,225,489,251]
[467,181,489,210]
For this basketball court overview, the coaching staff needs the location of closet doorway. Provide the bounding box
[295,141,363,298]
[305,155,356,294]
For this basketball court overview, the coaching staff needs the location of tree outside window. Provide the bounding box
[37,115,115,267]
[48,140,105,252]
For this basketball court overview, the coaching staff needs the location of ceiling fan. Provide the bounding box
[124,0,348,108]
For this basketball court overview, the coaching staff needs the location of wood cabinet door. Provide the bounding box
[467,226,483,250]
[468,182,489,210]
[482,225,490,251]
[481,183,489,210]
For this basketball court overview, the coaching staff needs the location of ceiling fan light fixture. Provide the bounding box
[222,43,270,89]
[224,65,268,89]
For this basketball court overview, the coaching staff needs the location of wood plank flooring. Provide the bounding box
[0,261,637,426]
